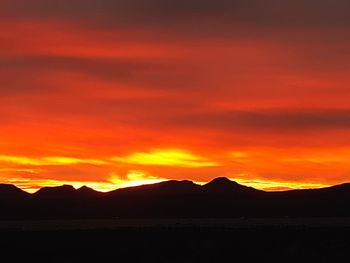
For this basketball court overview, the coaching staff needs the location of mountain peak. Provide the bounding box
[0,184,29,198]
[208,177,236,184]
[205,177,238,187]
[77,186,101,195]
[78,185,91,190]
[0,184,22,191]
[110,179,200,196]
[156,180,200,191]
[35,184,76,198]
[203,177,257,193]
[161,179,197,186]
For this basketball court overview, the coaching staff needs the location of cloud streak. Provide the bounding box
[169,109,350,131]
[112,149,219,168]
[0,155,107,166]
[2,0,350,28]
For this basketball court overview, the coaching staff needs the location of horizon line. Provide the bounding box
[1,177,344,195]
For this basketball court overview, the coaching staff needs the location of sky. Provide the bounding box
[1,0,350,192]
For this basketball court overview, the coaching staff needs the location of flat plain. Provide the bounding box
[1,218,349,262]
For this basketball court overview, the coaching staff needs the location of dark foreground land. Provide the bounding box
[1,219,350,262]
[3,179,350,262]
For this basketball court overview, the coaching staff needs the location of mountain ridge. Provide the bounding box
[2,177,333,195]
[1,177,350,219]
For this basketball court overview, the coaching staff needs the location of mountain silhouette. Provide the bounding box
[0,184,29,199]
[77,186,102,197]
[1,177,350,219]
[35,185,77,199]
[109,180,201,196]
[203,177,260,193]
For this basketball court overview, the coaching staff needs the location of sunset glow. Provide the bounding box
[112,149,219,168]
[1,1,350,192]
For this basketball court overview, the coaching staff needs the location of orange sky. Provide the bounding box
[1,0,350,192]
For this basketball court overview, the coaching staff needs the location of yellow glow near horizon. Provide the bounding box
[0,155,107,166]
[111,149,219,168]
[109,170,166,188]
[231,177,329,191]
[5,178,118,193]
[1,148,347,193]
[4,170,166,193]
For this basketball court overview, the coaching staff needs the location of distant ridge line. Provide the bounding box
[0,177,349,219]
[0,177,335,194]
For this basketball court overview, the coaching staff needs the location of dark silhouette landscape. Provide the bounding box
[2,177,350,219]
[3,177,350,262]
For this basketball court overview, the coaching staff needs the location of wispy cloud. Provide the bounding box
[111,149,219,168]
[0,155,107,166]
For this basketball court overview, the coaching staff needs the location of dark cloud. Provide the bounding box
[0,56,164,82]
[1,0,350,28]
[168,109,350,131]
[0,55,195,95]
